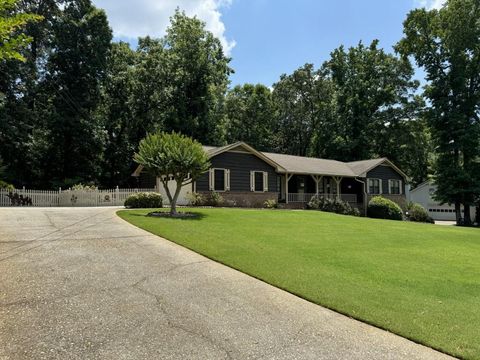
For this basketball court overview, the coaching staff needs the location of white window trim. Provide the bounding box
[250,171,268,192]
[209,168,230,192]
[367,178,382,195]
[388,179,402,195]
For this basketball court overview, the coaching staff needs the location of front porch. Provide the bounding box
[279,174,364,207]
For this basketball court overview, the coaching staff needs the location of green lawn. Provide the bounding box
[118,208,480,359]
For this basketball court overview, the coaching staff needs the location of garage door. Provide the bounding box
[427,206,458,221]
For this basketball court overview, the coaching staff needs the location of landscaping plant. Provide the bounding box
[134,132,210,215]
[406,202,434,223]
[367,196,403,220]
[124,192,163,209]
[307,196,360,216]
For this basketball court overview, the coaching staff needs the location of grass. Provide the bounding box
[118,208,480,359]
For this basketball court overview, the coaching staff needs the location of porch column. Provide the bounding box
[333,176,342,200]
[285,173,293,204]
[311,175,323,196]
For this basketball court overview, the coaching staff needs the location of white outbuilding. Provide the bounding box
[408,181,461,221]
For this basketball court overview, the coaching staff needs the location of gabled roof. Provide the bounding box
[132,141,408,180]
[410,180,434,193]
[262,152,356,177]
[206,142,286,171]
[132,142,285,176]
[347,158,409,179]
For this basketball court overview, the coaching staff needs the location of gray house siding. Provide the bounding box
[366,164,405,195]
[196,151,278,192]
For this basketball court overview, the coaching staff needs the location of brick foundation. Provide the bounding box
[200,191,278,208]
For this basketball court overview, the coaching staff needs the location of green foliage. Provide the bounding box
[323,40,421,162]
[225,84,276,150]
[406,202,434,223]
[124,192,163,209]
[185,191,224,207]
[263,199,278,209]
[205,192,224,207]
[307,196,360,216]
[0,180,14,190]
[70,183,98,191]
[397,0,480,224]
[186,191,205,206]
[367,196,403,220]
[97,42,138,187]
[134,132,210,214]
[0,0,42,61]
[272,64,336,157]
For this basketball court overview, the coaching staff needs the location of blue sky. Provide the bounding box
[93,0,443,87]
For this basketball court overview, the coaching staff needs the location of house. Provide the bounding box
[408,180,461,221]
[132,141,409,213]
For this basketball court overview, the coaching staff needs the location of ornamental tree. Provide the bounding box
[134,132,210,215]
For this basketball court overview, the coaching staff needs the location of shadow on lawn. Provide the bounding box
[128,210,207,221]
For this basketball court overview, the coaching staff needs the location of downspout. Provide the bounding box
[354,177,368,216]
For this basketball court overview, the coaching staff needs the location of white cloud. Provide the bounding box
[415,0,444,10]
[93,0,235,54]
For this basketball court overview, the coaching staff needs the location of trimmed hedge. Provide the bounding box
[367,196,403,220]
[307,196,360,216]
[407,202,434,223]
[124,192,163,208]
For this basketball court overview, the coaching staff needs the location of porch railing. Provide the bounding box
[287,193,357,204]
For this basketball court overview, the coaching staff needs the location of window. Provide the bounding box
[389,179,402,195]
[367,178,381,194]
[209,168,230,192]
[251,171,268,192]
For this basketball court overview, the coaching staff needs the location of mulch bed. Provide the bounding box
[147,211,200,219]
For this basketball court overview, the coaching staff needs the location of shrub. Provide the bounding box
[124,192,163,208]
[206,192,224,207]
[186,191,205,206]
[264,199,278,209]
[0,180,14,191]
[407,202,434,223]
[70,183,97,191]
[367,196,403,220]
[307,196,360,216]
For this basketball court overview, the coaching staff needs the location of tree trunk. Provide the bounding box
[455,201,462,225]
[170,179,183,215]
[161,178,173,204]
[463,204,472,226]
[475,205,480,226]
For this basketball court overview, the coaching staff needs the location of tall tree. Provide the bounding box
[0,0,57,187]
[224,84,275,150]
[42,0,112,187]
[323,40,420,161]
[0,0,41,61]
[161,10,232,144]
[272,64,336,157]
[397,0,480,224]
[96,42,137,187]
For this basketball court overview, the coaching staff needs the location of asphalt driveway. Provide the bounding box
[0,207,453,360]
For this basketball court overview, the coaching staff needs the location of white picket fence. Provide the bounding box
[0,187,157,207]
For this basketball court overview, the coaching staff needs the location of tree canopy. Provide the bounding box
[134,132,210,214]
[0,0,42,61]
[3,0,478,225]
[397,0,480,224]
